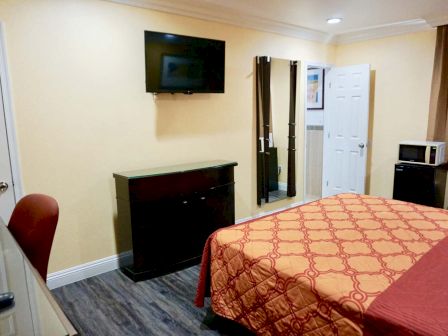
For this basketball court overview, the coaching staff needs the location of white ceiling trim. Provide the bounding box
[425,14,448,28]
[108,0,439,45]
[331,19,434,45]
[108,0,328,42]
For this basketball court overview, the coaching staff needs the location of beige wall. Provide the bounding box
[0,0,335,272]
[335,31,437,198]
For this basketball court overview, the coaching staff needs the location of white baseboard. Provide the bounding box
[48,201,304,289]
[47,250,133,290]
[237,200,304,224]
[278,182,287,191]
[260,200,304,217]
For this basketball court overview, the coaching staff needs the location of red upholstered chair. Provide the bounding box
[8,194,59,281]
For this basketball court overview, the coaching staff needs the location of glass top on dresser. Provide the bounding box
[113,160,238,179]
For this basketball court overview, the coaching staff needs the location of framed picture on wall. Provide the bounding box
[307,68,324,109]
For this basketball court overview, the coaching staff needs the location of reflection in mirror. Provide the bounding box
[256,57,299,205]
[304,65,327,203]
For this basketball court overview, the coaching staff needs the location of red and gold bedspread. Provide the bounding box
[195,193,448,335]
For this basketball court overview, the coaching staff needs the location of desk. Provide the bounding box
[0,219,77,335]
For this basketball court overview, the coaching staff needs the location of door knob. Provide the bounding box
[0,182,8,193]
[358,143,365,149]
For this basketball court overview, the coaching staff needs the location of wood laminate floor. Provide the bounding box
[52,265,254,336]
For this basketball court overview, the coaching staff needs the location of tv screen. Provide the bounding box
[144,31,225,93]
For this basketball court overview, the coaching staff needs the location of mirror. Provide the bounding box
[256,57,300,204]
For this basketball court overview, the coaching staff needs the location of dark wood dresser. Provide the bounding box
[113,160,237,281]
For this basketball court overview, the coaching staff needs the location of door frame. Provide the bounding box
[0,22,23,203]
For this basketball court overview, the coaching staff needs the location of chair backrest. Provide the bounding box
[8,194,59,281]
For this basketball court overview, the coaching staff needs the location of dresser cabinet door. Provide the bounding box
[201,183,235,234]
[131,197,193,271]
[186,183,236,258]
[130,183,235,272]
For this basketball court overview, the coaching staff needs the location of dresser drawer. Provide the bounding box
[118,166,234,202]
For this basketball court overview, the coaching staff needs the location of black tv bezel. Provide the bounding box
[144,31,225,94]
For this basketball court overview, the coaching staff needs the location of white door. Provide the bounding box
[322,64,370,197]
[0,77,16,222]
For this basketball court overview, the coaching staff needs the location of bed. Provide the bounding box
[195,193,448,335]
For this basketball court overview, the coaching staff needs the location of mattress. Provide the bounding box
[195,193,448,335]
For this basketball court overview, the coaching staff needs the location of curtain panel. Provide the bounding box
[427,25,448,143]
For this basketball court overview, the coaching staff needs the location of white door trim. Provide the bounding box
[0,22,22,202]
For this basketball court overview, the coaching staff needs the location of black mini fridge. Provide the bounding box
[393,162,447,208]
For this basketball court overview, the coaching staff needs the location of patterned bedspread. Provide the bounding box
[195,193,448,335]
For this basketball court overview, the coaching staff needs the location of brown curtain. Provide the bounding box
[287,61,297,197]
[427,25,448,142]
[256,56,271,204]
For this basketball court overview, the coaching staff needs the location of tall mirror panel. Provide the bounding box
[256,57,300,205]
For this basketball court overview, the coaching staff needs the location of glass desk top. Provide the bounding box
[0,219,77,335]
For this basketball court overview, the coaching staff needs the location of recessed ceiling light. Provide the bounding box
[327,18,343,24]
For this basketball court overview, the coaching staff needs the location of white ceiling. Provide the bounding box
[110,0,448,44]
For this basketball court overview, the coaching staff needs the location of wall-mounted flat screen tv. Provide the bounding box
[144,31,225,94]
